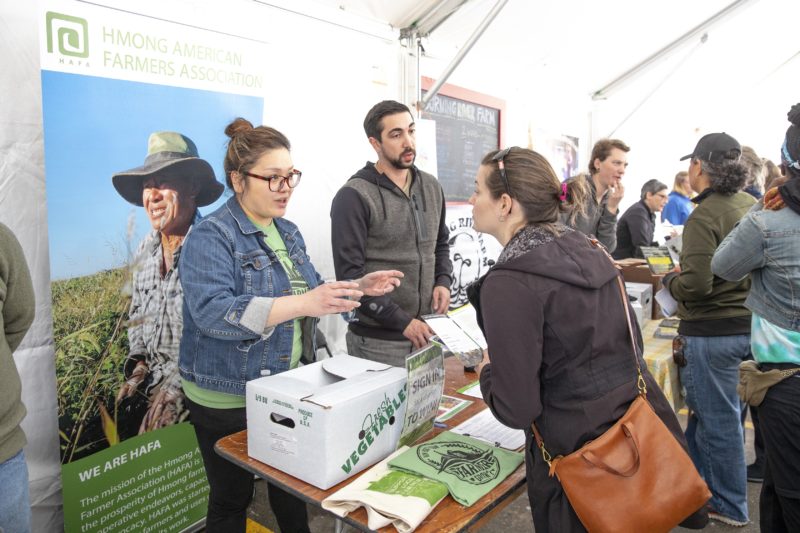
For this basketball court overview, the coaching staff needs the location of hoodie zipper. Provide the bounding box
[411,192,424,317]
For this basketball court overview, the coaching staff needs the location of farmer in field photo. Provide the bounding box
[112,131,224,434]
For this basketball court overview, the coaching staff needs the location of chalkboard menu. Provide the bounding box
[421,91,500,202]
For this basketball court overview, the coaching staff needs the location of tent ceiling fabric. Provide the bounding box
[311,0,799,159]
[309,0,451,29]
[312,0,797,99]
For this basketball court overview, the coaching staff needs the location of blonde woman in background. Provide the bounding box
[661,170,694,225]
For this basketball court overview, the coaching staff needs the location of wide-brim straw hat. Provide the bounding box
[112,131,224,207]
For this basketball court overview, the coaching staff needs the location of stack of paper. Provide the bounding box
[423,304,485,367]
[449,409,525,451]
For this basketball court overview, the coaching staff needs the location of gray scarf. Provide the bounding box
[497,223,573,264]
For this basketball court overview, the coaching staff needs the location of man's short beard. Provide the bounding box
[387,151,415,170]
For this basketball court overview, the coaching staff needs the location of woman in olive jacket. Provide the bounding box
[467,148,707,532]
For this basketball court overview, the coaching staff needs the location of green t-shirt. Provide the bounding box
[255,219,308,370]
[182,378,246,409]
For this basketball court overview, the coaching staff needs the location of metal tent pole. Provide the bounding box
[418,0,509,111]
[591,0,757,100]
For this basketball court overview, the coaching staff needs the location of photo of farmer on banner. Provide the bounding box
[111,131,224,434]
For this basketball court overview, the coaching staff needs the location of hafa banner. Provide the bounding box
[39,1,265,530]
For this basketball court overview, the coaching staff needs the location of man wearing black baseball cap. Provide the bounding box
[663,131,755,527]
[679,132,742,163]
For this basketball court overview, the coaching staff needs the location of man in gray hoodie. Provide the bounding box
[331,100,452,366]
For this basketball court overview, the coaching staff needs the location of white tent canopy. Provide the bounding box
[321,0,798,194]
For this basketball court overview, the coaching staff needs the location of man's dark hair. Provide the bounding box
[363,100,412,140]
[640,179,668,200]
[589,138,630,175]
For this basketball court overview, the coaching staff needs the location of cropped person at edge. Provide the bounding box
[712,104,800,532]
[0,223,35,533]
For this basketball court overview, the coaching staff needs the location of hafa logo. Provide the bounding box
[46,12,89,58]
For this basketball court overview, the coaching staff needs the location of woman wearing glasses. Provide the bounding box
[468,148,707,532]
[178,118,402,532]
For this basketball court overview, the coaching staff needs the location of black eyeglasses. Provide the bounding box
[243,169,302,192]
[492,147,513,197]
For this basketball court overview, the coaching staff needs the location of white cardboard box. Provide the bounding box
[246,355,408,489]
[625,282,653,326]
[630,300,645,329]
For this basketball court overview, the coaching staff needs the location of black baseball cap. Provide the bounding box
[680,132,741,163]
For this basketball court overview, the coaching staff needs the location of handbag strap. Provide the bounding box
[530,237,646,467]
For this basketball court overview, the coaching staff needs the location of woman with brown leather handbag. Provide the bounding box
[466,147,709,532]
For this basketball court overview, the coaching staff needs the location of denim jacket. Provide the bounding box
[711,203,800,331]
[178,197,323,395]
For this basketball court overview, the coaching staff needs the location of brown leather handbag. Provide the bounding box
[531,259,711,533]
